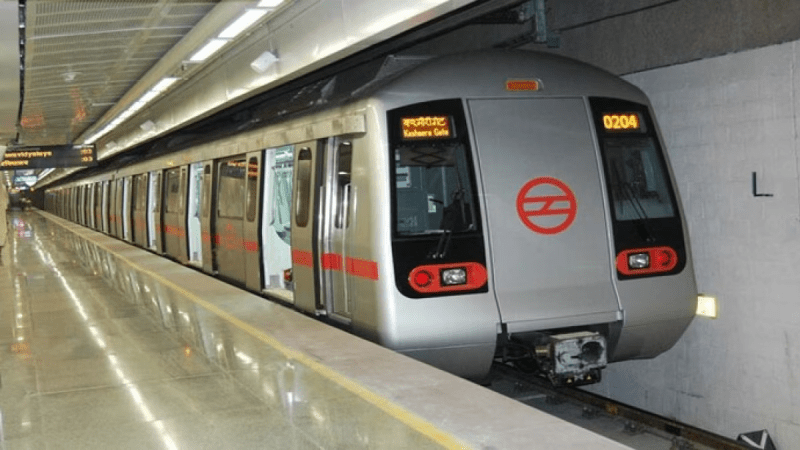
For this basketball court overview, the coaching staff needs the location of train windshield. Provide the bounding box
[389,100,479,236]
[590,98,677,222]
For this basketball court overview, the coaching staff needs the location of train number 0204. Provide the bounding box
[602,113,640,131]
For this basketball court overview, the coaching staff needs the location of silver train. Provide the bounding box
[45,50,698,385]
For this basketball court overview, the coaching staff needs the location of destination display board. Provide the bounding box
[0,145,97,170]
[401,116,453,140]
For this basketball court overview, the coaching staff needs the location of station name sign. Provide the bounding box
[1,144,97,170]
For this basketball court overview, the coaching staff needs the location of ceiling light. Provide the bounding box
[151,77,178,92]
[258,0,285,7]
[189,39,228,62]
[219,9,267,39]
[140,121,156,132]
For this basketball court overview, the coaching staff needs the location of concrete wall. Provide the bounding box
[545,0,800,74]
[584,40,800,447]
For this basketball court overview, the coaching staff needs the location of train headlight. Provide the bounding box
[696,294,718,318]
[440,267,467,286]
[627,253,650,270]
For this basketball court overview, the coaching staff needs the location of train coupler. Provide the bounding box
[509,330,607,386]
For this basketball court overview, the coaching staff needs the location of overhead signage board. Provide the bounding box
[0,145,97,170]
[14,175,38,187]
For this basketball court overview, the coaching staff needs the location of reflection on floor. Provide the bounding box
[0,211,442,449]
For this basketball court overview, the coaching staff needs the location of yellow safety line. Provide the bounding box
[45,214,471,450]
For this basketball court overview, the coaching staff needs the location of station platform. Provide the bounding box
[0,210,633,449]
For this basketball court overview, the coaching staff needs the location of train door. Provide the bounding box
[176,166,190,262]
[150,171,163,253]
[261,146,294,302]
[290,141,323,314]
[243,152,263,291]
[200,162,216,274]
[467,98,620,332]
[318,138,353,319]
[186,162,203,266]
[215,156,247,284]
[78,186,86,225]
[109,180,118,236]
[132,174,148,247]
[122,177,132,242]
[163,167,186,262]
[94,183,102,231]
[83,186,90,226]
[87,185,95,229]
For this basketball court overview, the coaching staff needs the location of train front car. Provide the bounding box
[376,51,697,385]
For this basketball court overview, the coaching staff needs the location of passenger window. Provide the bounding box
[217,159,246,219]
[295,148,312,228]
[165,169,181,213]
[202,165,211,219]
[154,173,162,212]
[335,141,352,229]
[137,175,148,210]
[246,157,259,223]
[179,168,187,211]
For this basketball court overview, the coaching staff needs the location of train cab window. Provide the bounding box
[217,159,246,219]
[590,98,677,222]
[295,148,312,228]
[246,157,259,223]
[388,100,479,236]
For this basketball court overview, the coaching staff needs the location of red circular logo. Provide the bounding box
[516,177,577,235]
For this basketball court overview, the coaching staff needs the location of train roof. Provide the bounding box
[368,50,649,107]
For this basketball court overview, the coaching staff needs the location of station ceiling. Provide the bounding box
[3,0,800,187]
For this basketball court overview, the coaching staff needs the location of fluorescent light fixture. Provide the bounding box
[258,0,285,7]
[190,38,228,62]
[219,9,267,39]
[151,77,178,92]
[250,50,279,73]
[140,120,156,132]
[696,294,718,319]
[38,168,54,179]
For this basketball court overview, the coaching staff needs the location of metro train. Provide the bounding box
[45,50,697,385]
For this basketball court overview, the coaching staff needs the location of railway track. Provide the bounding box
[488,363,751,450]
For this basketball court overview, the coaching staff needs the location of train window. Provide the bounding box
[135,175,148,211]
[392,143,477,235]
[165,168,181,213]
[388,99,480,237]
[153,172,162,213]
[602,138,675,221]
[179,168,187,211]
[335,141,352,229]
[590,98,677,222]
[131,178,138,212]
[246,157,259,223]
[202,165,212,219]
[217,159,246,219]
[295,148,312,228]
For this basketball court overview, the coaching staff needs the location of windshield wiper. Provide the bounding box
[429,188,467,259]
[612,163,656,243]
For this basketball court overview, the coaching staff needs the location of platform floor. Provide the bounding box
[0,210,632,449]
